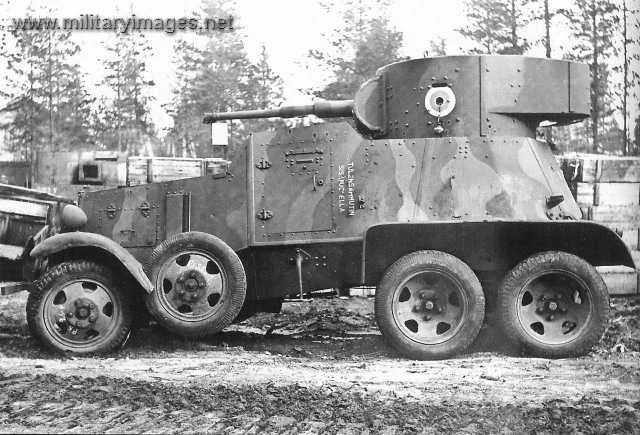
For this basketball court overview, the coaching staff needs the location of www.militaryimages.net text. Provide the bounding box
[8,15,235,34]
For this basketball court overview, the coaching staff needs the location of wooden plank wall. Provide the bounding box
[126,157,230,186]
[560,154,640,294]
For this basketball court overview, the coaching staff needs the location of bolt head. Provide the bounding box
[424,301,434,311]
[89,303,95,309]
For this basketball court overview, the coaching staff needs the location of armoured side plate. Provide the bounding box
[252,126,334,241]
[81,186,159,248]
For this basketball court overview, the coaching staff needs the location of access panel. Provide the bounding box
[252,127,334,243]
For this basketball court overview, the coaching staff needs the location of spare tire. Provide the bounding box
[145,232,246,337]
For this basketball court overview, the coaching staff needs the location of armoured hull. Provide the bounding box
[27,55,634,358]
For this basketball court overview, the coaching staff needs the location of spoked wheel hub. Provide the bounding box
[375,250,485,359]
[157,250,225,321]
[516,270,592,345]
[175,270,207,303]
[45,278,118,344]
[393,270,467,345]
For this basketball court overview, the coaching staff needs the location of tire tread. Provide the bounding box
[497,251,609,358]
[26,260,133,355]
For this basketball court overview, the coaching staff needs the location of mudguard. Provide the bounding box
[362,220,636,284]
[30,231,153,293]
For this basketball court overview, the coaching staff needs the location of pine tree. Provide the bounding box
[100,32,155,153]
[621,0,640,155]
[308,0,404,100]
[530,0,557,57]
[168,0,283,158]
[559,0,621,153]
[1,5,93,158]
[630,5,640,155]
[427,37,448,57]
[458,0,530,54]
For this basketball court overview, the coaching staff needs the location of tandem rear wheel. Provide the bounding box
[497,251,609,358]
[375,250,486,360]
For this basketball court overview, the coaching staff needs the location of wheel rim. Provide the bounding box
[391,268,468,345]
[515,269,593,345]
[156,250,226,322]
[43,278,120,349]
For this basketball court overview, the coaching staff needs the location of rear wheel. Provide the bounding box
[145,232,246,337]
[375,250,485,359]
[497,251,609,358]
[26,260,133,355]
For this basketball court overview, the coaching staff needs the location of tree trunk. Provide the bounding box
[511,0,518,52]
[47,34,54,153]
[590,0,599,153]
[544,0,551,58]
[622,0,628,155]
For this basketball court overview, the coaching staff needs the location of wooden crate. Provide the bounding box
[576,182,640,206]
[580,205,640,231]
[126,157,229,186]
[561,154,640,294]
[560,154,640,183]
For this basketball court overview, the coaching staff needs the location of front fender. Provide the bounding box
[30,232,153,293]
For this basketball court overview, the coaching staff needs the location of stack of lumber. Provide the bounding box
[560,153,640,295]
[127,157,229,186]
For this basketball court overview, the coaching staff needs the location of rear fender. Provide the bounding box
[363,221,635,285]
[30,232,153,293]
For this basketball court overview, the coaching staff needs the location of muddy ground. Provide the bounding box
[0,293,639,434]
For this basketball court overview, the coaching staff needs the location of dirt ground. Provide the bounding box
[0,292,639,434]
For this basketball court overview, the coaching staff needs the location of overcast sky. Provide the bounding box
[2,0,637,132]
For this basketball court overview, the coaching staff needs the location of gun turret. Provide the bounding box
[203,56,590,140]
[203,100,354,123]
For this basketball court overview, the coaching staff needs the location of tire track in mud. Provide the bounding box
[1,295,640,432]
[0,371,639,434]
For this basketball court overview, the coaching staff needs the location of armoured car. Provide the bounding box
[20,55,635,359]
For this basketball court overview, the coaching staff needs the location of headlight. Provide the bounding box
[60,204,87,230]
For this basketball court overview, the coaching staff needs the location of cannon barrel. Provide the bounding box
[203,100,354,123]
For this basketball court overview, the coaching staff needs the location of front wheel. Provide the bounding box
[497,251,609,358]
[26,260,134,355]
[375,250,485,360]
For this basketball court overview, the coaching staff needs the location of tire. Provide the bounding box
[145,232,246,337]
[26,260,134,355]
[497,251,609,358]
[375,250,485,359]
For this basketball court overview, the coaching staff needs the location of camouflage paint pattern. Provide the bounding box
[72,55,630,299]
[249,122,580,245]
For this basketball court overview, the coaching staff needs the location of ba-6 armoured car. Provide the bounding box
[16,55,636,359]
